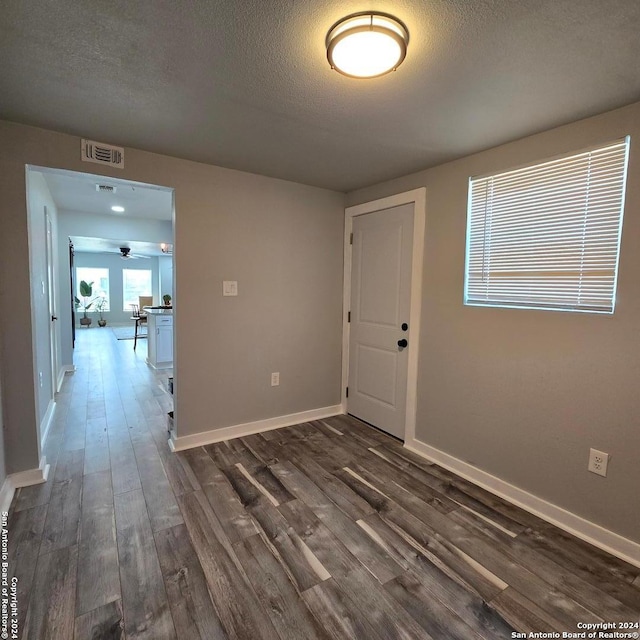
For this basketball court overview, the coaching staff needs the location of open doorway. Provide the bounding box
[25,165,175,453]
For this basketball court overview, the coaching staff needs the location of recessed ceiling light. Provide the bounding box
[111,205,125,213]
[326,12,409,79]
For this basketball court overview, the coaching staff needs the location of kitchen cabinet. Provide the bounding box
[146,310,173,369]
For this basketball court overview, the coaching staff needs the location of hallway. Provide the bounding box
[9,327,175,638]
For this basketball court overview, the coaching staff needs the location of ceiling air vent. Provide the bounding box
[95,184,117,193]
[81,139,125,169]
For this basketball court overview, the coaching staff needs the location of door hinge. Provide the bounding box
[350,232,353,245]
[346,387,349,398]
[347,311,351,323]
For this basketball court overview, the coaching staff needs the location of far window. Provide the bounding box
[76,267,110,311]
[464,137,630,313]
[123,269,153,311]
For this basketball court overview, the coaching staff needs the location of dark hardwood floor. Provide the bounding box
[8,329,640,639]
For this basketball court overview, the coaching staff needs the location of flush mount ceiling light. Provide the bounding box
[111,205,125,213]
[326,12,409,79]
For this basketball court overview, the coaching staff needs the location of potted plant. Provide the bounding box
[162,294,172,307]
[74,280,96,327]
[95,296,108,327]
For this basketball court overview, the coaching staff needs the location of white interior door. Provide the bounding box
[45,208,58,397]
[348,203,414,439]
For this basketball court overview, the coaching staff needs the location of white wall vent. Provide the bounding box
[81,139,125,169]
[95,184,117,193]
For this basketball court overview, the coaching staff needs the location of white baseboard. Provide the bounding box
[0,457,50,513]
[145,357,172,370]
[40,400,56,450]
[0,479,14,514]
[57,365,75,392]
[11,456,50,487]
[405,437,640,569]
[169,405,344,452]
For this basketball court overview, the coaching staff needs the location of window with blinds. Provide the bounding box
[464,138,630,313]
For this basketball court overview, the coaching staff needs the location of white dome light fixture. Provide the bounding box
[326,12,409,79]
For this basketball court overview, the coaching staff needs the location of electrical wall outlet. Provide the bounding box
[588,448,609,477]
[271,372,280,387]
[39,371,43,387]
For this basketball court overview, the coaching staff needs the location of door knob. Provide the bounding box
[397,338,408,348]
[51,315,58,321]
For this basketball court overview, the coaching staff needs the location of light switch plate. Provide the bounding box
[223,281,238,296]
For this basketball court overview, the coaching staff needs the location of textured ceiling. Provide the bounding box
[3,1,640,192]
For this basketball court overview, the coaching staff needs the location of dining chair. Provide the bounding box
[139,295,153,310]
[130,304,148,350]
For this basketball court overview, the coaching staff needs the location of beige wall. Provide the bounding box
[0,121,344,475]
[347,102,640,543]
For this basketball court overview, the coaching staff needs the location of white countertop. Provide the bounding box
[144,307,173,315]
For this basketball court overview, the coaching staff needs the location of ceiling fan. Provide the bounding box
[118,247,150,260]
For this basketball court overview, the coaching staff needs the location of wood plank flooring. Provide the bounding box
[8,329,640,639]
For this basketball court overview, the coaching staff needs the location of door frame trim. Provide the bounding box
[342,188,426,442]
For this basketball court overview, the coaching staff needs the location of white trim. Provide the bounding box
[57,365,75,392]
[0,457,51,513]
[0,480,14,515]
[342,188,426,442]
[168,405,344,452]
[145,358,172,371]
[405,437,640,569]
[57,368,65,392]
[40,399,56,450]
[12,456,50,488]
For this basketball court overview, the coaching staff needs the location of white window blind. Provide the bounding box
[465,138,629,313]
